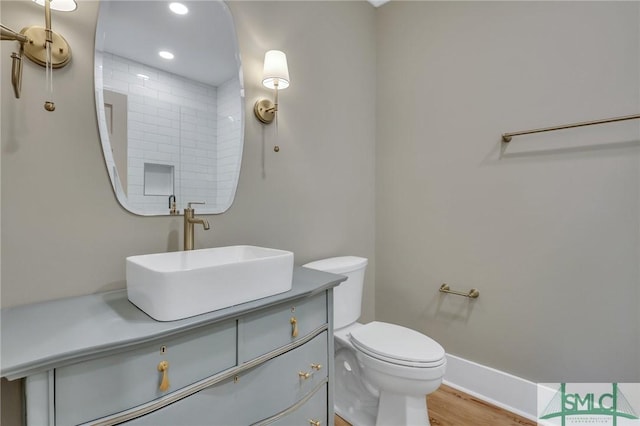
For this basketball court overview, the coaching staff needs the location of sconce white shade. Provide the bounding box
[32,0,77,12]
[262,50,289,90]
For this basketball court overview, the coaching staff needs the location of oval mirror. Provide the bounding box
[94,0,244,215]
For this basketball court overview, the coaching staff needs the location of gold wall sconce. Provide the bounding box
[1,0,75,111]
[254,50,290,125]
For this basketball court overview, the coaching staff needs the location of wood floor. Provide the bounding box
[335,385,535,426]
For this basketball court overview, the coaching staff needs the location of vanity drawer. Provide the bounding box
[260,383,328,426]
[120,331,328,426]
[238,331,328,422]
[121,374,241,426]
[55,320,236,426]
[239,292,327,362]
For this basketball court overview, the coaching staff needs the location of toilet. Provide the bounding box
[303,256,446,426]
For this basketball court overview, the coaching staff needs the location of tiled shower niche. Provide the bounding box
[100,52,241,213]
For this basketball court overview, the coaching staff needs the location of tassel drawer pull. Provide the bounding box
[310,363,322,371]
[157,360,170,392]
[290,317,298,338]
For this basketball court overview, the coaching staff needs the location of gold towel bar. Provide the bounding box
[502,113,640,143]
[439,283,479,299]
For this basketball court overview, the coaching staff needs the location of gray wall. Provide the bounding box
[0,0,376,311]
[2,0,640,422]
[1,0,376,422]
[376,1,640,383]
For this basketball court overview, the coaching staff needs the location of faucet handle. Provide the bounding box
[187,201,206,209]
[169,195,179,215]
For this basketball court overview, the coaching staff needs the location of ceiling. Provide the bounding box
[98,1,238,87]
[97,0,388,87]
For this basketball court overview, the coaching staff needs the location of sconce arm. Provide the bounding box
[1,25,29,43]
[1,0,73,106]
[1,25,28,99]
[272,84,279,113]
[11,49,23,99]
[44,0,54,44]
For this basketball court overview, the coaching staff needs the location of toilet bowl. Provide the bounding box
[303,257,446,426]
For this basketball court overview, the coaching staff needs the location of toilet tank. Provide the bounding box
[303,256,368,330]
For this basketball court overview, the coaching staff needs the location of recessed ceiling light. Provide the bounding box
[158,51,174,60]
[169,2,188,15]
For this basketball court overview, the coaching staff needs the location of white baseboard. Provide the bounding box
[442,353,538,421]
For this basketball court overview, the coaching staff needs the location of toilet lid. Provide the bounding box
[349,322,445,366]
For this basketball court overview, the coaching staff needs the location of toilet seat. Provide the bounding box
[349,321,445,368]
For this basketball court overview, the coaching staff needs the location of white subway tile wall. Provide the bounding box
[216,77,243,208]
[101,53,241,213]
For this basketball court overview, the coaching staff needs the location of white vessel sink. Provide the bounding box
[126,246,294,321]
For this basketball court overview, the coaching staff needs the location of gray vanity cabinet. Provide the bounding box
[55,321,237,425]
[269,384,328,426]
[120,375,242,426]
[239,292,328,362]
[1,267,342,426]
[124,332,329,426]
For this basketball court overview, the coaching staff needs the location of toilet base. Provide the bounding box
[376,392,430,426]
[334,345,378,426]
[334,323,443,426]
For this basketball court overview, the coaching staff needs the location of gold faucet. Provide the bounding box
[184,202,210,251]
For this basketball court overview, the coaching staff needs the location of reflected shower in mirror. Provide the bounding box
[94,0,244,215]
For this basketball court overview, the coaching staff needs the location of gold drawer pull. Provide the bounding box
[290,316,298,338]
[310,363,322,371]
[157,360,170,392]
[309,420,321,426]
[298,371,311,380]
